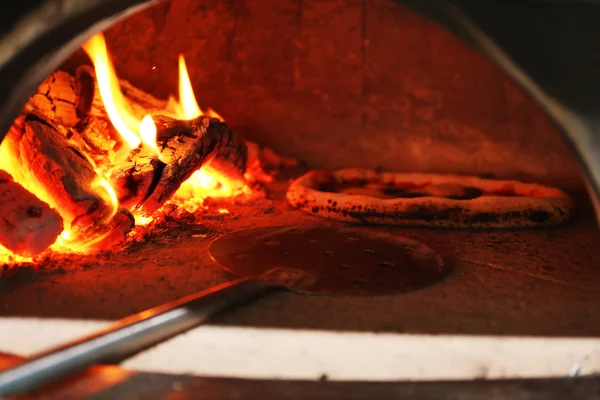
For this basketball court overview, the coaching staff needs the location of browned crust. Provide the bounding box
[286,168,575,228]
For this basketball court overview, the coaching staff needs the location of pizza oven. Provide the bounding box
[0,0,599,397]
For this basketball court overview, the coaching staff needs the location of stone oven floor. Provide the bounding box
[0,179,598,338]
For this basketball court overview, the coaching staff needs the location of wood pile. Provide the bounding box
[0,66,252,256]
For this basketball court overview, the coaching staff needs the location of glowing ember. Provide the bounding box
[54,225,113,254]
[170,166,249,212]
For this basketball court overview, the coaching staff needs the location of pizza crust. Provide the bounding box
[286,168,575,228]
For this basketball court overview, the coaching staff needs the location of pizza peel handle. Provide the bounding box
[0,277,273,398]
[0,225,447,398]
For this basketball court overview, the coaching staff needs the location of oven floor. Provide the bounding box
[0,182,599,337]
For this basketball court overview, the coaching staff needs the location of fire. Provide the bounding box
[178,55,201,120]
[90,175,119,224]
[0,247,37,265]
[171,166,242,209]
[174,55,223,121]
[83,34,247,217]
[82,34,165,161]
[0,32,251,261]
[167,54,245,208]
[139,115,159,155]
[82,34,141,150]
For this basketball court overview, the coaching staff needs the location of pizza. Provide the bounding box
[286,168,574,228]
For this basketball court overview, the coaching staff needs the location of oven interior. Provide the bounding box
[0,0,598,371]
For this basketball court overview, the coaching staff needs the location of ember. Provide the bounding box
[0,32,286,262]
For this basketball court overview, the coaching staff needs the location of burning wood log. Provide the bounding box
[17,68,115,169]
[0,170,63,256]
[1,115,134,250]
[107,115,248,217]
[24,71,80,128]
[76,65,178,121]
[72,65,250,213]
[75,65,250,181]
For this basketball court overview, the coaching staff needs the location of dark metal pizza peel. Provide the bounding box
[0,225,446,398]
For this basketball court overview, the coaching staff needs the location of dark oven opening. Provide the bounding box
[0,0,599,389]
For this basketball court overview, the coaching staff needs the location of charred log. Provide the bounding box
[0,170,63,256]
[24,71,80,128]
[22,69,116,164]
[107,115,248,217]
[71,116,118,168]
[2,114,134,249]
[75,65,105,119]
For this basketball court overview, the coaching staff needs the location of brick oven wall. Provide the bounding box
[99,0,582,189]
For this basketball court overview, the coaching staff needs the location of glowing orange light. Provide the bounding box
[133,214,154,226]
[0,246,35,264]
[60,231,72,241]
[197,169,218,190]
[91,175,119,224]
[82,33,141,149]
[139,114,159,155]
[173,55,223,122]
[0,38,257,263]
[178,55,202,120]
[206,108,224,121]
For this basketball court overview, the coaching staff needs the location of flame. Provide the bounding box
[82,40,246,217]
[0,246,37,265]
[91,175,119,224]
[206,108,224,121]
[134,214,154,226]
[82,34,141,149]
[196,169,219,190]
[170,166,249,213]
[161,53,246,212]
[54,226,114,254]
[178,55,202,120]
[175,55,223,122]
[139,115,159,155]
[0,38,256,264]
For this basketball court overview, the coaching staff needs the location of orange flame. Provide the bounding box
[167,54,246,210]
[82,34,141,149]
[139,114,159,155]
[0,37,254,263]
[178,55,202,120]
[175,55,224,122]
[91,175,119,224]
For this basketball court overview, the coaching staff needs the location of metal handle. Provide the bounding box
[0,277,271,398]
